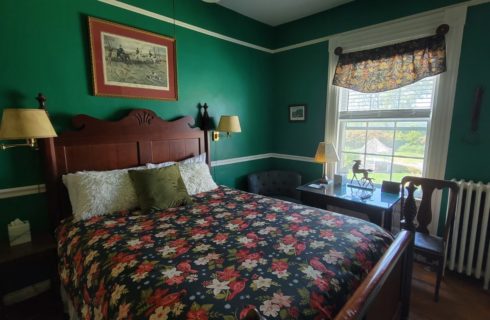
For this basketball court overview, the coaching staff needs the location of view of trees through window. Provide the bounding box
[336,77,436,183]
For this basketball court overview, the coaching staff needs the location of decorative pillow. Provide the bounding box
[179,162,218,195]
[146,161,176,169]
[180,153,207,164]
[62,167,145,221]
[129,165,193,213]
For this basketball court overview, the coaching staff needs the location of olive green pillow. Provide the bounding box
[128,165,192,213]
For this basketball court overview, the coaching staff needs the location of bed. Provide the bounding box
[40,109,413,320]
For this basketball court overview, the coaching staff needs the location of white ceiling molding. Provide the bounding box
[274,0,490,53]
[98,0,274,53]
[99,0,489,54]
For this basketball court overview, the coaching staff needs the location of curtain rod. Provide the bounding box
[334,23,449,56]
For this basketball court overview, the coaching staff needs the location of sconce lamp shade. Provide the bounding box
[216,115,241,134]
[0,108,57,140]
[314,142,339,163]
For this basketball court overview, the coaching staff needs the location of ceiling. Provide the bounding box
[217,0,354,26]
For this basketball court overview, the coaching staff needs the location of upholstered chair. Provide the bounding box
[247,170,302,203]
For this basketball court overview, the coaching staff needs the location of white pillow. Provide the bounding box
[180,153,207,164]
[146,161,176,169]
[62,167,144,221]
[178,162,218,195]
[146,153,206,169]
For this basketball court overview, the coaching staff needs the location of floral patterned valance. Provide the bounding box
[332,34,447,93]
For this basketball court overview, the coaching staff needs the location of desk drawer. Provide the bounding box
[301,192,327,209]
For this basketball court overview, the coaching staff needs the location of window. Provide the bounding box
[336,76,437,182]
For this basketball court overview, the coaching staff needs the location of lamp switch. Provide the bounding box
[212,131,220,141]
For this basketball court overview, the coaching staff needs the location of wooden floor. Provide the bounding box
[411,263,490,320]
[4,263,490,319]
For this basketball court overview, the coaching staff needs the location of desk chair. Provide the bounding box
[400,176,459,301]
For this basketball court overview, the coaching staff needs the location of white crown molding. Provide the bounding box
[0,184,46,199]
[272,0,489,53]
[97,0,274,53]
[99,0,489,54]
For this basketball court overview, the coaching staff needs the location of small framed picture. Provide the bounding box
[289,104,306,122]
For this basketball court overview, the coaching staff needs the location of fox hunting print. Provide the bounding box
[89,17,177,100]
[102,33,169,90]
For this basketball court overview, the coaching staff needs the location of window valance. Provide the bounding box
[332,32,447,93]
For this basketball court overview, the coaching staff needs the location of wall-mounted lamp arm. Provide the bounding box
[0,138,38,150]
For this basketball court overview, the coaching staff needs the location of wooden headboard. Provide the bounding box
[41,109,210,229]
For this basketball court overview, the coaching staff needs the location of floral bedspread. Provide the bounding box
[57,186,393,320]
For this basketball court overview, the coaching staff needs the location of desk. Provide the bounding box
[297,181,401,231]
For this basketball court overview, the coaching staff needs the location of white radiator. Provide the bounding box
[447,180,490,289]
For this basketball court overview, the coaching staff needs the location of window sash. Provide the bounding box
[337,118,430,182]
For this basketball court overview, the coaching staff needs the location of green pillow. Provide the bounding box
[128,165,192,213]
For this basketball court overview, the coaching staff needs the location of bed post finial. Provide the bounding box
[36,93,47,110]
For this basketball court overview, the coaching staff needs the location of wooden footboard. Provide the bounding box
[335,230,413,320]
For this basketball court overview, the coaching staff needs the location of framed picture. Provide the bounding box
[289,104,306,122]
[88,17,177,100]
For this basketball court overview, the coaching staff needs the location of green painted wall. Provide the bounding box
[445,5,490,183]
[269,1,490,233]
[270,1,490,182]
[0,0,275,239]
[273,0,466,48]
[2,0,490,239]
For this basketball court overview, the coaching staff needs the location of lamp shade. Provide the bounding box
[314,142,339,163]
[216,115,241,133]
[0,108,57,140]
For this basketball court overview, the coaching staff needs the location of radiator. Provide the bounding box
[446,180,490,290]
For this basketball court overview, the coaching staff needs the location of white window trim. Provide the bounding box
[325,6,467,235]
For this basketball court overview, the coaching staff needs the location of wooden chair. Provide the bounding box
[400,176,459,302]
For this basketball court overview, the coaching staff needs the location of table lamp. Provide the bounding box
[314,142,339,184]
[0,108,57,150]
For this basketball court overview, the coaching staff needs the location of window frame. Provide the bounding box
[335,76,438,182]
[324,7,467,235]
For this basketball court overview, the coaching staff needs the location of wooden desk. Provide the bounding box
[297,181,401,231]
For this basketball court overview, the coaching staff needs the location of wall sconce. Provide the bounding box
[0,108,57,150]
[213,115,241,141]
[314,142,339,184]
